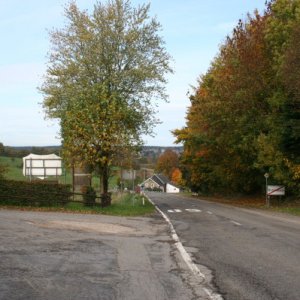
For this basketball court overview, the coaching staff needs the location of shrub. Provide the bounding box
[101,192,111,207]
[0,163,7,180]
[0,179,72,207]
[81,185,96,206]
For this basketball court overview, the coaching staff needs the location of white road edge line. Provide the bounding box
[230,220,242,226]
[146,195,223,300]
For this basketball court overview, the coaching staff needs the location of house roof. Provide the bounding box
[141,173,180,191]
[142,177,159,186]
[153,174,169,185]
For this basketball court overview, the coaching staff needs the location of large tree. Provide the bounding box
[174,0,300,196]
[40,0,172,205]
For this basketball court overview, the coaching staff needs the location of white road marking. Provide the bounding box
[230,220,242,226]
[207,211,213,215]
[25,221,34,225]
[167,209,174,213]
[174,209,182,212]
[146,195,223,300]
[203,288,224,300]
[185,208,202,212]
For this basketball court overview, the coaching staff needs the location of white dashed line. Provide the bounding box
[230,220,242,226]
[185,208,202,212]
[168,208,203,213]
[207,211,213,215]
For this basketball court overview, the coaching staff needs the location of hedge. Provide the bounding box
[0,179,72,207]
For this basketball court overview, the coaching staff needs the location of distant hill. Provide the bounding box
[2,145,183,158]
[11,146,61,151]
[8,145,182,153]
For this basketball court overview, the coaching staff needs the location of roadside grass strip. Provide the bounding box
[273,207,300,216]
[0,193,155,217]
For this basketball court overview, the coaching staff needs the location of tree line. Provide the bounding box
[0,143,60,158]
[174,0,300,196]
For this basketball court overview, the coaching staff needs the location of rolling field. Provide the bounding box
[0,156,120,190]
[0,156,24,181]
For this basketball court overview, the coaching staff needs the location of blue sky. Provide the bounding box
[0,0,266,146]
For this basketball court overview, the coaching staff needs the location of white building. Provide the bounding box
[141,174,180,193]
[23,153,62,180]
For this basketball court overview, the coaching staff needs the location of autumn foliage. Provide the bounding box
[174,0,300,196]
[171,168,183,186]
[155,149,179,180]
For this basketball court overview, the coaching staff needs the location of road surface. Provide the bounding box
[147,192,300,300]
[0,209,212,300]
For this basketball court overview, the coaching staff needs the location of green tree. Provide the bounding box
[40,0,172,205]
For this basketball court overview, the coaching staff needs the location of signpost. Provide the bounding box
[267,185,285,196]
[264,173,285,207]
[264,173,269,207]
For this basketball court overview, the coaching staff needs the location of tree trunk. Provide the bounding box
[99,173,103,194]
[101,162,111,207]
[102,163,108,194]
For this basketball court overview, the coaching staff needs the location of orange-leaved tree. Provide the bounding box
[171,168,183,186]
[155,149,179,179]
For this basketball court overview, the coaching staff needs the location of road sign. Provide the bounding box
[267,185,285,196]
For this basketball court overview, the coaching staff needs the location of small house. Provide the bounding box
[141,174,180,193]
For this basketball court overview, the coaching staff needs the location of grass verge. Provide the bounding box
[271,207,300,216]
[0,192,155,217]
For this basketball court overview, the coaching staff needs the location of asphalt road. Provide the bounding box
[147,192,300,300]
[0,209,212,300]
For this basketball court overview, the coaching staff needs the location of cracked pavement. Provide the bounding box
[0,209,213,300]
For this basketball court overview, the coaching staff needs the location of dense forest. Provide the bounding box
[174,0,300,196]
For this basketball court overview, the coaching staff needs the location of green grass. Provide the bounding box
[67,193,155,216]
[272,207,300,216]
[0,156,118,189]
[0,156,24,181]
[0,192,155,217]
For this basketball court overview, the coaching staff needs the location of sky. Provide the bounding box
[0,0,267,147]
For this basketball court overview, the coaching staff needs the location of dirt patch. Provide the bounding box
[37,220,135,234]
